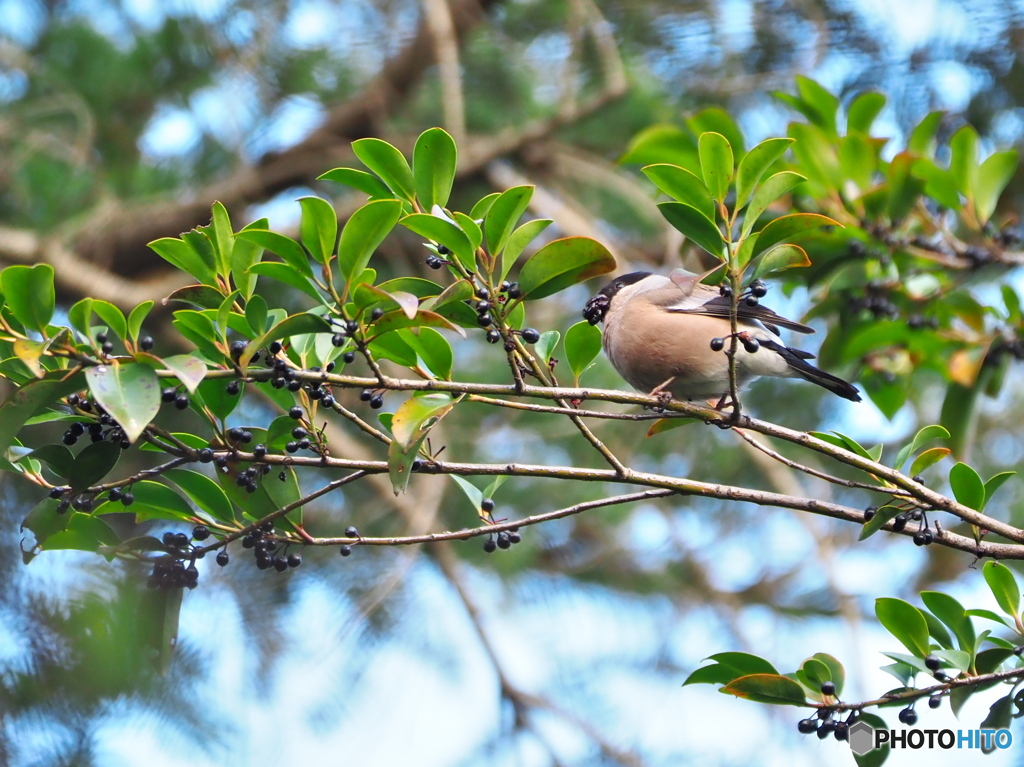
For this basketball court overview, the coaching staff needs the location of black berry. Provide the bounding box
[343,351,356,363]
[369,394,384,409]
[139,336,154,351]
[192,525,210,541]
[797,718,818,734]
[121,491,134,506]
[229,340,247,358]
[521,328,540,344]
[226,380,241,396]
[162,387,178,403]
[216,550,229,567]
[174,393,190,410]
[289,406,304,419]
[928,695,942,709]
[339,544,352,557]
[924,655,941,671]
[345,526,359,538]
[710,337,725,352]
[253,444,267,458]
[483,538,497,553]
[820,681,836,696]
[198,448,214,462]
[481,498,495,513]
[898,706,917,725]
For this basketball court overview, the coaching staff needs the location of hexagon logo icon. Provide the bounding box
[849,721,875,756]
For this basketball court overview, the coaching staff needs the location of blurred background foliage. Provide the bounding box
[3,0,1024,765]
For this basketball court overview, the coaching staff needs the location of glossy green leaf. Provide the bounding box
[127,301,154,346]
[564,321,602,383]
[975,150,1018,224]
[620,123,699,172]
[720,674,807,706]
[752,213,839,258]
[687,108,745,156]
[847,91,886,134]
[337,199,404,287]
[298,196,337,266]
[982,562,1020,618]
[27,444,75,478]
[683,652,779,686]
[90,301,126,342]
[0,371,86,460]
[949,461,985,510]
[235,230,314,279]
[517,237,617,301]
[449,475,483,512]
[240,313,332,367]
[789,123,842,190]
[534,330,559,365]
[1,264,55,333]
[160,354,206,395]
[642,164,715,220]
[908,446,950,477]
[502,218,552,279]
[886,152,926,222]
[368,307,466,339]
[164,284,226,311]
[485,186,533,257]
[244,294,269,336]
[984,471,1016,510]
[646,416,698,437]
[193,378,241,422]
[247,262,324,303]
[470,192,500,220]
[413,128,457,210]
[795,76,839,135]
[453,212,482,253]
[875,598,930,657]
[920,591,975,655]
[858,504,902,540]
[949,125,979,199]
[41,512,119,552]
[352,137,416,201]
[913,158,962,209]
[893,424,949,471]
[401,213,474,270]
[85,362,161,443]
[658,202,725,259]
[401,327,453,379]
[750,244,810,280]
[68,440,121,492]
[148,237,217,286]
[126,479,196,523]
[68,298,93,337]
[698,132,733,201]
[734,137,793,210]
[318,167,393,198]
[839,133,877,190]
[165,469,235,524]
[852,712,890,767]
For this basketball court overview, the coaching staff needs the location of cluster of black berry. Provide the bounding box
[339,525,359,557]
[718,277,768,307]
[359,388,385,409]
[161,386,191,410]
[864,502,936,546]
[425,244,453,269]
[147,525,211,590]
[478,499,523,553]
[797,683,855,740]
[60,409,133,451]
[846,280,901,320]
[49,480,137,512]
[233,462,272,493]
[241,521,302,572]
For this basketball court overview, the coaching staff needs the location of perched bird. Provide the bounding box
[582,270,861,403]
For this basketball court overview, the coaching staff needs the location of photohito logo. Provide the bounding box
[848,721,1013,755]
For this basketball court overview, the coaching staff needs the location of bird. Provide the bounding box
[582,269,861,403]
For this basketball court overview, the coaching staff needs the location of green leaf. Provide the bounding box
[922,610,954,649]
[646,417,697,437]
[641,164,715,219]
[127,301,154,346]
[908,111,944,156]
[658,202,725,259]
[796,657,832,694]
[909,446,950,477]
[401,213,474,271]
[502,219,553,279]
[839,133,877,190]
[984,471,1016,510]
[26,444,75,478]
[982,562,1020,618]
[949,462,985,510]
[683,652,779,686]
[564,321,602,384]
[620,124,699,171]
[163,284,227,311]
[401,327,453,379]
[0,371,86,459]
[886,152,926,222]
[788,123,842,190]
[235,230,314,279]
[485,186,533,257]
[387,394,457,493]
[90,301,126,342]
[247,262,323,303]
[965,609,1014,630]
[752,213,839,258]
[517,237,617,301]
[318,167,393,198]
[875,598,930,657]
[298,196,337,266]
[165,469,235,524]
[85,362,161,443]
[920,591,975,655]
[1,264,55,332]
[337,199,404,288]
[68,298,93,337]
[193,378,241,422]
[41,512,119,552]
[795,76,840,135]
[809,653,845,696]
[240,313,332,368]
[453,212,482,252]
[470,192,500,221]
[893,424,949,471]
[982,695,1013,733]
[698,132,733,202]
[750,244,810,280]
[975,150,1018,224]
[244,294,269,336]
[161,354,206,394]
[720,674,807,706]
[912,158,962,209]
[352,137,416,201]
[449,474,483,511]
[534,330,560,365]
[148,237,217,286]
[949,125,979,200]
[68,441,121,492]
[687,108,745,156]
[734,137,793,211]
[847,91,886,134]
[413,128,457,210]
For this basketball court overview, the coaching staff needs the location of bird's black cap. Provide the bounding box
[582,272,651,324]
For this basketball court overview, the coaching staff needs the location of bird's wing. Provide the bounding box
[663,291,815,335]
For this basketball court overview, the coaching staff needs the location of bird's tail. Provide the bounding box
[760,340,862,402]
